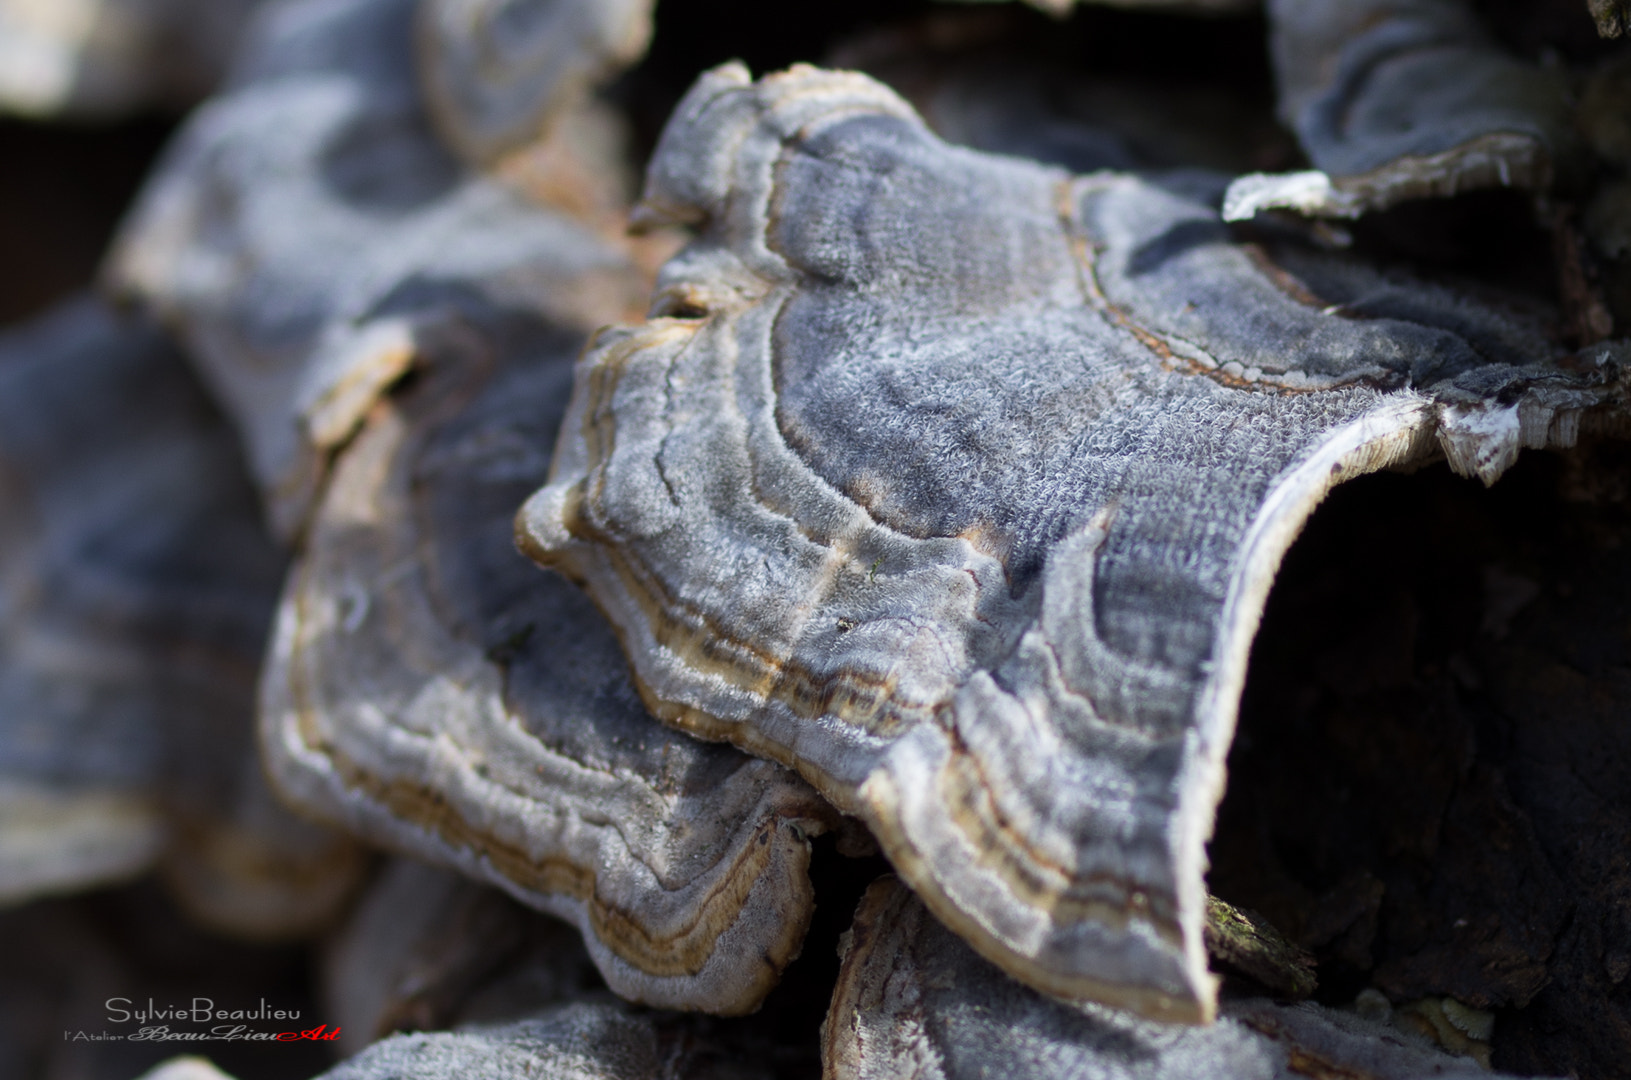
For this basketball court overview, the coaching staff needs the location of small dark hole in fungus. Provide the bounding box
[1212,441,1631,1078]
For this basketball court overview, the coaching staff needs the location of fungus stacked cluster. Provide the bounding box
[2,1,1629,1078]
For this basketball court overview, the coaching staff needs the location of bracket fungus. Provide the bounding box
[313,999,802,1080]
[8,0,1631,1074]
[519,62,1629,1023]
[1224,0,1577,221]
[416,0,654,167]
[0,297,363,936]
[317,860,829,1078]
[108,0,643,540]
[824,877,1512,1080]
[260,302,838,1013]
[111,0,851,1014]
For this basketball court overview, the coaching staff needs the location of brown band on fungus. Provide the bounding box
[1057,176,1360,395]
[266,363,841,1015]
[278,512,829,1010]
[519,65,1627,1025]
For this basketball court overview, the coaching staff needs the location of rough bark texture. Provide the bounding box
[823,877,1506,1080]
[520,62,1627,1022]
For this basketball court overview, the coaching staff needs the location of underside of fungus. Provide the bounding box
[1225,0,1577,221]
[321,858,603,1053]
[519,63,1629,1022]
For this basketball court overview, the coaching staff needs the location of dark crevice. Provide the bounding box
[1347,189,1562,307]
[0,115,175,327]
[1211,441,1631,1077]
[735,834,890,1075]
[605,0,1275,179]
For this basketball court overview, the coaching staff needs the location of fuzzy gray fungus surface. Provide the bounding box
[521,62,1629,1022]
